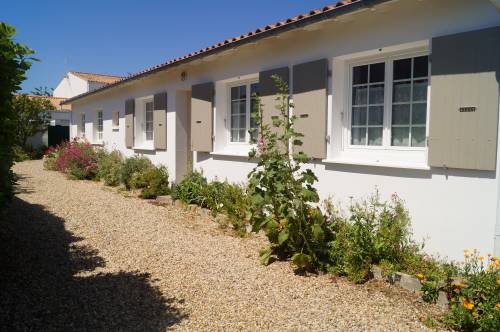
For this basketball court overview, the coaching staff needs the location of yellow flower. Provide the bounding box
[497,278,500,285]
[462,298,474,310]
[496,303,500,309]
[464,249,470,253]
[479,256,484,261]
[472,311,479,319]
[464,253,470,258]
[491,256,499,262]
[415,273,425,280]
[452,281,466,288]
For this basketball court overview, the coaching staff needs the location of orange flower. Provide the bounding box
[415,273,425,280]
[496,303,500,309]
[491,256,499,262]
[462,298,474,310]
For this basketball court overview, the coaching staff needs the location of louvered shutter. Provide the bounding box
[125,99,135,148]
[153,92,167,150]
[191,82,214,152]
[428,26,500,171]
[292,59,328,159]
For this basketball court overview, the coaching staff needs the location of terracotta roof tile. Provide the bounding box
[70,71,124,84]
[26,95,72,112]
[64,0,382,104]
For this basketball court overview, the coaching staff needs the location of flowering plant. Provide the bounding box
[54,138,98,180]
[443,250,500,331]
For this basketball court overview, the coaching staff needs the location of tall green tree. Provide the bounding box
[0,22,35,210]
[13,94,53,148]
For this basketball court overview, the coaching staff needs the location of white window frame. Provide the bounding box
[133,96,154,150]
[94,110,103,143]
[226,79,259,145]
[345,50,429,152]
[80,113,86,138]
[144,100,154,142]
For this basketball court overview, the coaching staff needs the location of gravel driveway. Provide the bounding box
[0,160,445,331]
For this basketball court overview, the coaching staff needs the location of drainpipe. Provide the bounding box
[495,97,500,256]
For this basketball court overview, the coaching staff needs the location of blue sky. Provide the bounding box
[2,0,334,93]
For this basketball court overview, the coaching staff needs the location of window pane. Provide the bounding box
[369,62,385,83]
[391,127,409,146]
[239,85,246,99]
[393,81,411,103]
[352,107,367,126]
[353,65,368,85]
[394,58,412,80]
[413,56,429,78]
[369,84,384,104]
[412,103,427,125]
[352,86,368,105]
[392,104,410,125]
[231,87,238,100]
[368,106,384,125]
[238,129,246,142]
[412,79,428,101]
[411,127,426,147]
[230,129,240,142]
[368,127,383,146]
[250,83,259,96]
[351,127,366,145]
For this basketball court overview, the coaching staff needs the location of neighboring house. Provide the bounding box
[53,71,123,99]
[25,95,72,148]
[63,0,500,260]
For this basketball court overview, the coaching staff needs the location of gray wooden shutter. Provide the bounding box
[428,26,500,171]
[292,59,328,159]
[259,67,290,130]
[125,99,135,148]
[153,92,167,150]
[191,82,214,152]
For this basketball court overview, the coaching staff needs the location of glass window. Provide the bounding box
[391,56,428,147]
[96,111,103,141]
[145,101,153,141]
[81,113,86,138]
[112,111,119,130]
[351,62,385,146]
[230,82,259,143]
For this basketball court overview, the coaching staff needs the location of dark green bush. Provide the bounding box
[171,171,208,205]
[130,166,170,199]
[0,23,34,211]
[120,156,153,189]
[97,150,123,186]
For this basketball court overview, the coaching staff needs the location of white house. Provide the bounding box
[63,0,500,260]
[53,71,123,99]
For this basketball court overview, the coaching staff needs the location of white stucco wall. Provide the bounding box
[69,0,500,260]
[53,72,89,98]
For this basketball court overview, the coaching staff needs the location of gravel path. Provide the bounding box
[0,160,445,331]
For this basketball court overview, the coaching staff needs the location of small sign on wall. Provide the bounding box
[459,106,477,113]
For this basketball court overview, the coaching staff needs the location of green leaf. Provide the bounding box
[311,224,324,242]
[259,247,273,265]
[278,227,289,245]
[291,253,312,269]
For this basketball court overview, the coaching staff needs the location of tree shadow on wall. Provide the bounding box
[0,197,186,331]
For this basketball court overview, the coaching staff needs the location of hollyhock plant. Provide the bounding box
[54,138,98,180]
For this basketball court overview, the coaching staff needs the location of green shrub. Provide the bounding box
[442,251,500,331]
[97,150,123,186]
[171,171,208,205]
[202,181,250,235]
[326,192,424,283]
[43,145,59,170]
[120,156,153,189]
[12,145,29,162]
[247,75,332,271]
[130,166,170,199]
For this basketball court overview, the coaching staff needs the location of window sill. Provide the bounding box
[92,141,104,146]
[133,145,155,151]
[210,150,251,158]
[322,158,430,170]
